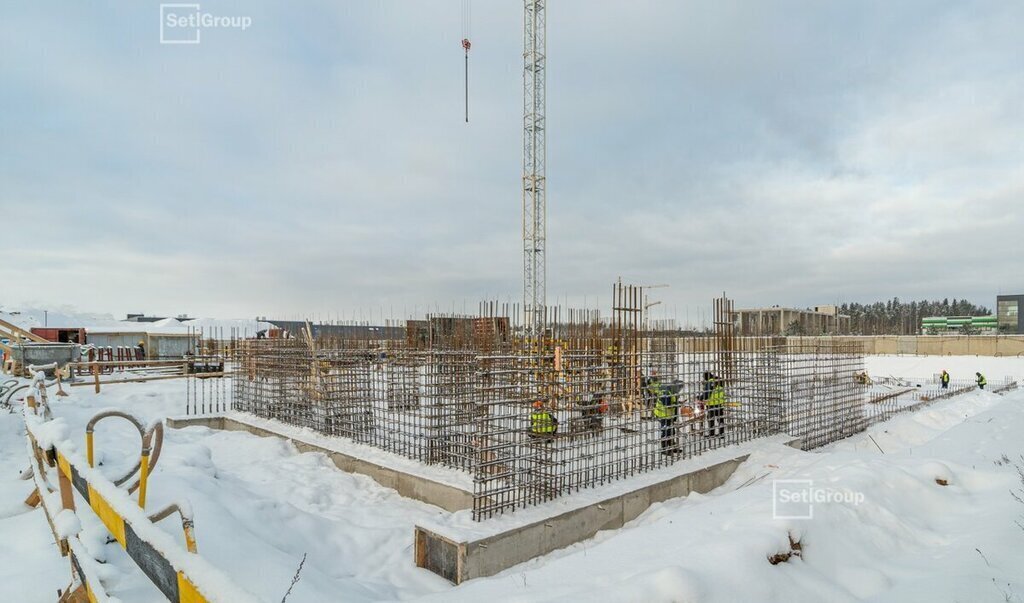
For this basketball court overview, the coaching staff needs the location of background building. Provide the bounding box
[997,294,1024,334]
[920,315,998,333]
[735,305,851,336]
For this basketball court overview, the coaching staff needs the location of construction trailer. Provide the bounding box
[85,329,198,359]
[30,327,87,344]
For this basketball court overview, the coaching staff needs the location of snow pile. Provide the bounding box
[53,508,81,540]
[86,317,276,336]
[0,307,120,330]
[426,387,1024,602]
[178,317,277,338]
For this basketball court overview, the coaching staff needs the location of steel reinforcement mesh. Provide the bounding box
[772,342,866,450]
[230,336,869,520]
[470,346,783,519]
[233,340,482,472]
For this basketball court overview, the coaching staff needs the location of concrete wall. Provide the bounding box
[416,435,801,584]
[672,335,1024,356]
[151,335,194,358]
[814,335,1024,356]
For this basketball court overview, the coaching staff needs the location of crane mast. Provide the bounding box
[523,0,546,340]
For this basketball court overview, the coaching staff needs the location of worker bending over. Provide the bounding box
[529,400,558,442]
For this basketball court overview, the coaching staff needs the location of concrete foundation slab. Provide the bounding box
[414,434,801,584]
[167,413,474,512]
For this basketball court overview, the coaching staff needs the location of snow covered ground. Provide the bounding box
[864,354,1024,383]
[2,354,1023,602]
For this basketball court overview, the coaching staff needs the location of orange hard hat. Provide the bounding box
[532,400,543,409]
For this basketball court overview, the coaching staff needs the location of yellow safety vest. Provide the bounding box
[707,385,726,407]
[653,398,675,419]
[530,411,557,434]
[651,381,676,419]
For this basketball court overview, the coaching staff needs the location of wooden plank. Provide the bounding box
[70,373,224,387]
[0,318,48,343]
[69,360,189,368]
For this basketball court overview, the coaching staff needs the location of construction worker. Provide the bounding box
[699,372,719,402]
[706,377,727,439]
[940,370,950,389]
[579,393,609,432]
[649,378,680,454]
[976,372,987,390]
[136,340,146,360]
[642,369,659,409]
[529,400,558,441]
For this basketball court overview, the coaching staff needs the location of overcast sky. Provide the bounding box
[1,1,1021,324]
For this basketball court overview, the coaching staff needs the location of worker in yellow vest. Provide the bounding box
[706,377,728,439]
[976,372,987,390]
[650,377,680,455]
[529,400,558,442]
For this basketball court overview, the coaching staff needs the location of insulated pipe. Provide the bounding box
[84,411,164,501]
[148,501,197,553]
[1,384,30,407]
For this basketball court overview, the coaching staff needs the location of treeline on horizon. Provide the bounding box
[838,298,992,335]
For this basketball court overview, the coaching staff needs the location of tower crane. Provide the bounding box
[522,0,546,340]
[461,0,547,341]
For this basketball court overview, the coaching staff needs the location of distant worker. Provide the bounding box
[603,342,620,364]
[940,370,950,390]
[136,340,146,360]
[529,400,558,441]
[699,371,719,402]
[706,376,728,440]
[976,372,987,390]
[649,376,680,455]
[579,393,609,432]
[642,369,660,409]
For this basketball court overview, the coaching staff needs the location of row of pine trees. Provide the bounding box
[837,298,991,335]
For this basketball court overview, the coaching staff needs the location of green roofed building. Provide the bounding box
[920,315,998,334]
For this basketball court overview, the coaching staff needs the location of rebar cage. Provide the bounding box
[223,295,872,521]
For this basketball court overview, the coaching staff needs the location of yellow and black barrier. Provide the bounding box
[24,404,260,603]
[53,451,205,602]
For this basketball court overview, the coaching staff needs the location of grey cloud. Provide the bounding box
[1,1,1021,320]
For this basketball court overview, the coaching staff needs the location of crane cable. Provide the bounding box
[461,0,471,123]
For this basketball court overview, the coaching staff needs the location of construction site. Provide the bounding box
[3,1,1024,602]
[222,292,871,522]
